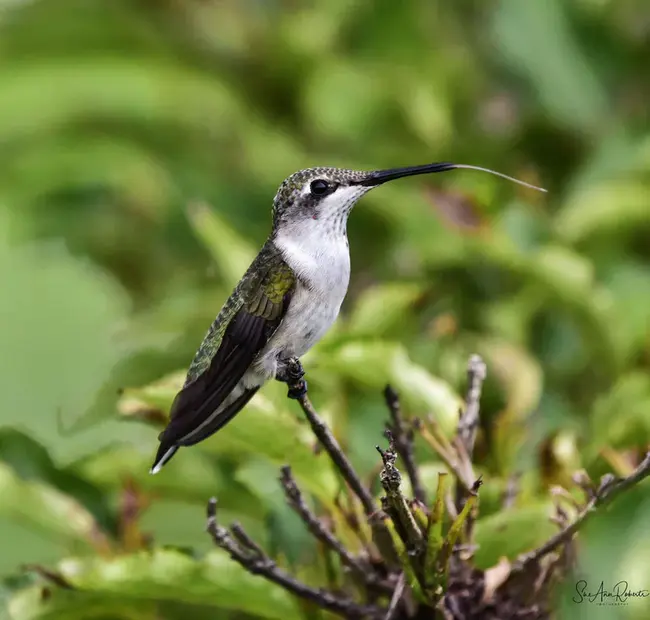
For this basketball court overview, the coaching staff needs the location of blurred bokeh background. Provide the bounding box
[1,0,649,618]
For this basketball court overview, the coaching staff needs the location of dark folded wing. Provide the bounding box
[176,385,259,447]
[157,253,295,449]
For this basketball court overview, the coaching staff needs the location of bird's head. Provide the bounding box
[271,162,545,238]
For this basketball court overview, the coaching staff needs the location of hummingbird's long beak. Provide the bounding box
[356,162,456,186]
[355,162,547,192]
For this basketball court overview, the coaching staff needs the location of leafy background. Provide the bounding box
[1,0,649,619]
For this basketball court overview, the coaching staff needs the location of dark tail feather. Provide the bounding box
[181,386,259,446]
[149,443,179,475]
[149,386,260,474]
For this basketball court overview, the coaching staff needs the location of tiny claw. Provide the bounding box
[287,379,308,399]
[286,357,305,380]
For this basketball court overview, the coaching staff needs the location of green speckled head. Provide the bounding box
[270,162,546,235]
[271,167,369,230]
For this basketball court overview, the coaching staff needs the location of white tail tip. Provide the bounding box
[149,445,178,475]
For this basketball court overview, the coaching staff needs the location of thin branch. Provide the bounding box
[22,564,75,590]
[293,390,376,517]
[334,492,373,552]
[384,572,406,620]
[230,522,265,558]
[454,354,487,540]
[513,451,650,570]
[451,436,474,488]
[444,489,458,521]
[417,423,473,494]
[377,432,424,554]
[206,498,382,619]
[366,460,386,497]
[287,381,401,568]
[279,466,390,592]
[571,469,596,501]
[502,473,521,510]
[384,385,426,504]
[456,354,487,460]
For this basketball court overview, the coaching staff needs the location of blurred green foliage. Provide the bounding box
[1,0,649,619]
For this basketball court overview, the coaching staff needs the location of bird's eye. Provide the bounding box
[310,179,330,196]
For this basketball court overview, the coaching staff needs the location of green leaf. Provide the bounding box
[120,377,337,505]
[0,59,241,144]
[424,472,448,584]
[398,77,452,149]
[140,500,265,554]
[478,338,543,421]
[588,372,650,455]
[279,4,348,56]
[559,490,650,619]
[316,341,461,437]
[0,135,173,213]
[468,238,619,371]
[473,503,556,569]
[0,430,114,535]
[601,262,650,361]
[478,338,544,474]
[533,245,595,296]
[491,0,606,132]
[119,372,188,416]
[556,180,650,244]
[302,60,388,142]
[234,457,315,564]
[185,202,257,290]
[0,462,108,573]
[0,234,131,465]
[75,443,226,504]
[345,282,424,337]
[0,518,68,577]
[9,549,300,620]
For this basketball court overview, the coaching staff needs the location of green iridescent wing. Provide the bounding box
[156,243,295,450]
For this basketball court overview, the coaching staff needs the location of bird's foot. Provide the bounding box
[277,357,308,399]
[288,380,308,400]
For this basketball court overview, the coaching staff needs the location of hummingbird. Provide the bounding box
[150,162,545,473]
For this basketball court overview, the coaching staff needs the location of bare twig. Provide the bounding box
[384,572,406,620]
[451,436,474,487]
[417,424,473,494]
[444,489,458,521]
[454,355,487,540]
[279,466,390,592]
[366,460,386,497]
[549,486,581,512]
[502,473,521,509]
[287,381,400,568]
[22,564,75,590]
[230,522,265,558]
[293,391,376,517]
[513,451,650,571]
[377,432,424,554]
[384,385,426,504]
[457,355,487,460]
[206,498,382,619]
[571,469,596,501]
[334,492,372,552]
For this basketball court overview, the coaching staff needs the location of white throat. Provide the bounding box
[272,184,368,295]
[274,221,351,295]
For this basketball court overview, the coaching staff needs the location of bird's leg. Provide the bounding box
[276,357,308,399]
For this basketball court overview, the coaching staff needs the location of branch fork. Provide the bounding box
[202,354,650,619]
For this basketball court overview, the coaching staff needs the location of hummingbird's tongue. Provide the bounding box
[357,162,546,193]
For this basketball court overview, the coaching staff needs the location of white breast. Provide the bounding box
[254,228,350,377]
[279,227,350,295]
